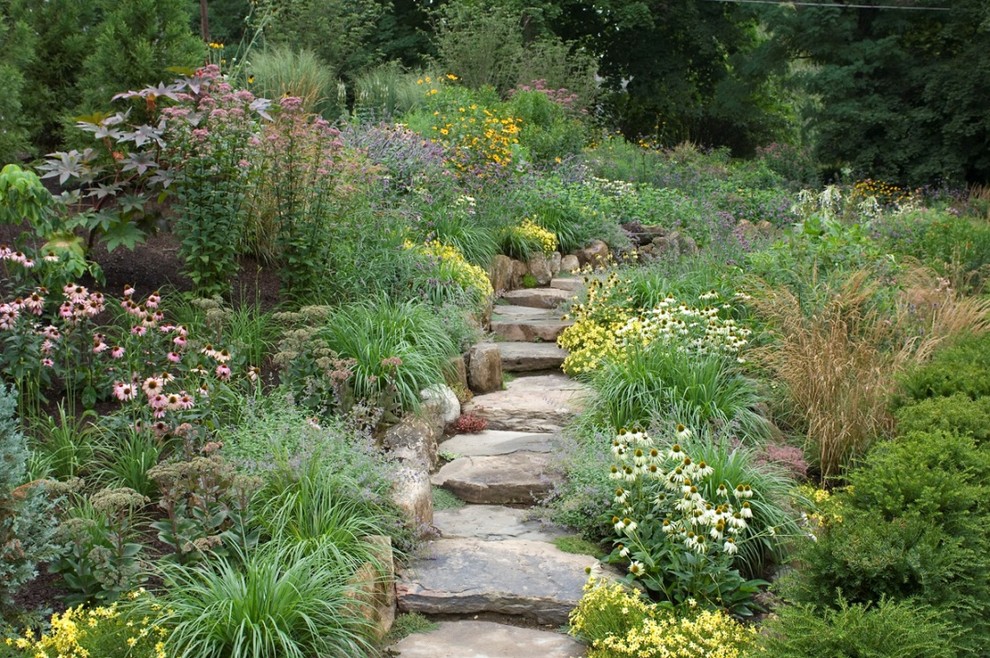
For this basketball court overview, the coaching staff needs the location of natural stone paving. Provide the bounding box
[499,342,568,372]
[501,287,573,309]
[396,538,602,625]
[462,374,590,433]
[434,504,568,542]
[491,305,573,342]
[391,281,591,656]
[392,620,585,658]
[431,452,560,504]
[439,429,559,457]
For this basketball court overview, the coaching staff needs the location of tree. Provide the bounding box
[548,0,790,154]
[0,5,34,162]
[8,0,102,154]
[766,0,990,185]
[76,0,204,114]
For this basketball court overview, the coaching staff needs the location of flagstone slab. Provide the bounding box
[501,287,574,309]
[439,430,558,457]
[499,342,567,372]
[462,374,590,433]
[434,504,568,542]
[396,538,603,625]
[431,452,560,505]
[391,620,586,658]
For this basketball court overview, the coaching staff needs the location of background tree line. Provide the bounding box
[0,0,987,186]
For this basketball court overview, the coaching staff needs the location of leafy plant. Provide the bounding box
[0,385,59,609]
[602,428,768,615]
[50,488,148,604]
[315,296,457,420]
[786,430,990,656]
[143,539,377,658]
[894,393,990,445]
[758,596,959,658]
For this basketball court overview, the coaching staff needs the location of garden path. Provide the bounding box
[391,278,600,657]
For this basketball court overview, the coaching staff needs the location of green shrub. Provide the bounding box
[787,430,990,656]
[507,89,587,164]
[145,539,377,658]
[0,386,59,608]
[758,597,959,658]
[897,332,990,403]
[894,393,990,444]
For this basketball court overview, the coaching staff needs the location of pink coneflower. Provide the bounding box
[41,339,54,355]
[142,377,164,397]
[198,382,210,397]
[113,382,136,401]
[215,348,231,363]
[131,325,147,337]
[24,292,44,315]
[145,291,161,309]
[110,346,125,359]
[150,393,168,418]
[166,393,182,411]
[41,358,54,367]
[123,285,135,297]
[215,364,231,381]
[41,325,60,340]
[173,335,187,347]
[176,392,195,410]
[167,351,181,363]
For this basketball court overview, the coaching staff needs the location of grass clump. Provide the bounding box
[431,487,465,511]
[383,612,439,644]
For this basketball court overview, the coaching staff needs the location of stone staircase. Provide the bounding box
[390,279,599,657]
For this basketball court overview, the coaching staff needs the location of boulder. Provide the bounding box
[445,354,469,396]
[383,415,441,469]
[559,254,580,273]
[575,239,610,268]
[511,259,528,289]
[421,384,460,426]
[489,255,515,294]
[467,342,503,394]
[549,251,562,277]
[391,465,433,532]
[527,252,554,286]
[346,535,396,641]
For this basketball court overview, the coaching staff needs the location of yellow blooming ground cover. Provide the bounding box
[404,239,494,304]
[558,275,751,377]
[5,591,168,658]
[512,218,558,257]
[570,577,755,658]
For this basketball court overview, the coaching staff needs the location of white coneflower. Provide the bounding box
[723,538,738,555]
[628,561,645,577]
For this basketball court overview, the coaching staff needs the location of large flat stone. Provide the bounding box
[462,374,590,433]
[500,342,567,372]
[431,452,561,505]
[549,277,586,292]
[501,287,574,309]
[391,620,585,658]
[439,430,558,457]
[491,306,572,343]
[434,504,568,542]
[396,538,602,625]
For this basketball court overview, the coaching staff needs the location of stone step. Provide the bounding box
[391,620,585,658]
[431,451,560,505]
[434,504,568,542]
[501,287,574,309]
[396,538,603,625]
[439,430,558,457]
[500,342,567,372]
[549,277,586,293]
[491,305,571,343]
[462,374,590,433]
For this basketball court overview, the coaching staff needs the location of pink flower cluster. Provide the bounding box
[0,289,45,330]
[58,284,105,323]
[0,245,36,269]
